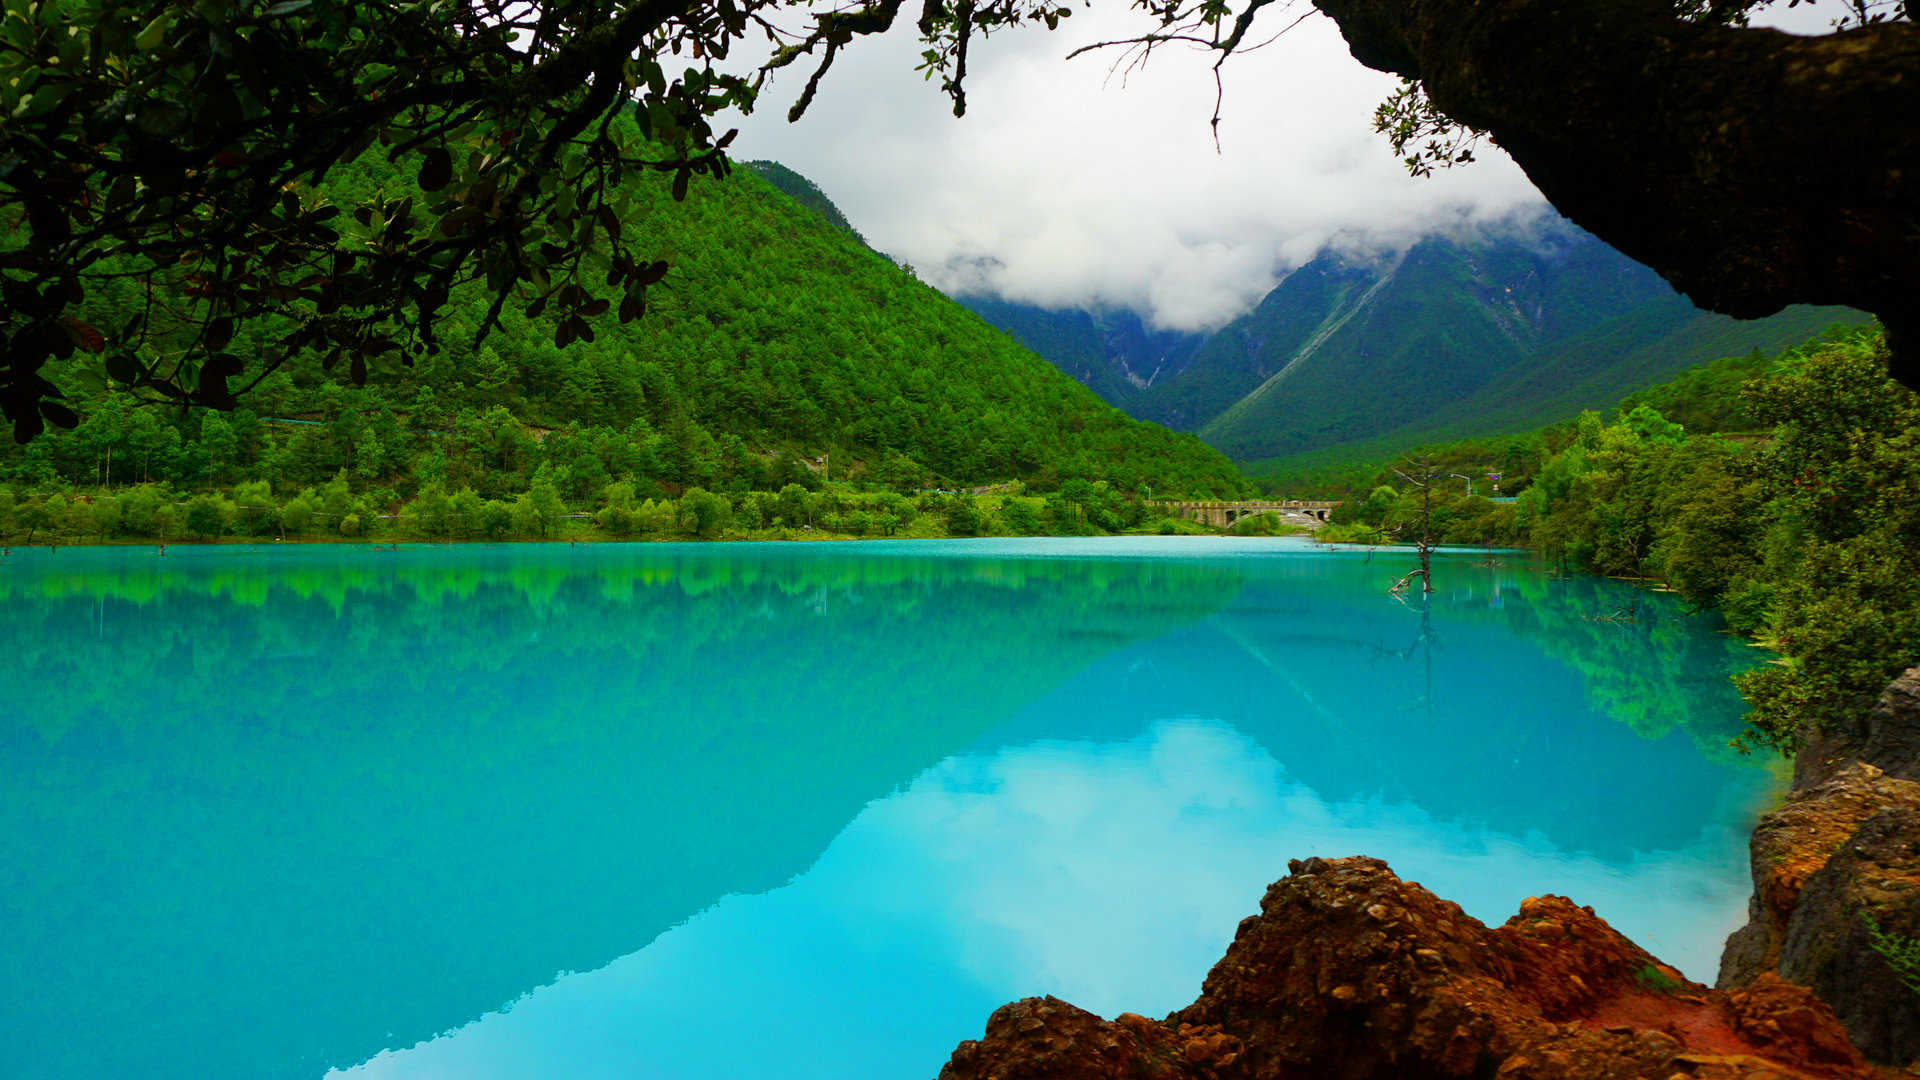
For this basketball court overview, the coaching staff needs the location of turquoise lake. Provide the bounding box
[0,536,1774,1080]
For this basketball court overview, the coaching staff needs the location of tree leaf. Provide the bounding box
[104,352,145,383]
[418,147,453,192]
[134,12,172,51]
[40,400,77,429]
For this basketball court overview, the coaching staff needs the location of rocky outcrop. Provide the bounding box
[937,857,1885,1080]
[1793,668,1920,789]
[1718,669,1920,1068]
[1718,764,1920,989]
[1779,805,1920,1063]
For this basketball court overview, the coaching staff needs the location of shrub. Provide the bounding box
[596,504,635,536]
[183,495,233,539]
[944,498,980,537]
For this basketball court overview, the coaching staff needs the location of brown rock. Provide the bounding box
[1775,808,1920,1065]
[936,858,1884,1080]
[1718,666,1920,1067]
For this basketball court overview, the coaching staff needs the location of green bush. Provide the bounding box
[1228,513,1305,537]
[1316,523,1388,544]
[1633,963,1681,995]
[944,498,981,537]
[183,495,233,539]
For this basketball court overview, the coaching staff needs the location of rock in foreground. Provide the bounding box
[1718,667,1920,1066]
[937,857,1883,1080]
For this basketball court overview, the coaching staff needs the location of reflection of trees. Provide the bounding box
[1184,548,1762,860]
[1343,549,1751,756]
[1378,592,1437,722]
[0,546,1246,737]
[0,545,1243,1080]
[1492,569,1754,762]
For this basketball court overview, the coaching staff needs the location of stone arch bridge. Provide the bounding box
[1158,500,1341,530]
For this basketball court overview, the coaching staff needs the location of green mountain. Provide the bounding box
[952,297,1208,418]
[956,218,1866,478]
[741,160,869,245]
[1205,226,1864,467]
[9,154,1247,501]
[1258,321,1879,497]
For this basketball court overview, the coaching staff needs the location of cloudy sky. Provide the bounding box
[727,0,1842,332]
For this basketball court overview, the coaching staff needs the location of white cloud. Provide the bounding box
[730,3,1546,331]
[726,0,1867,332]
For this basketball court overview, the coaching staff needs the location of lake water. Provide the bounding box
[0,537,1773,1080]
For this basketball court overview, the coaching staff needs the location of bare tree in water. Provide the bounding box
[1388,457,1438,597]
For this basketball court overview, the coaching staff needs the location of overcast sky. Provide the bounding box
[727,1,1845,332]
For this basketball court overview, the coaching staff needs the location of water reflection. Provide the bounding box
[337,719,1760,1080]
[2,542,1237,1080]
[0,539,1770,1080]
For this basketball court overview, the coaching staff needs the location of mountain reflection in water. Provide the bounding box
[0,538,1773,1080]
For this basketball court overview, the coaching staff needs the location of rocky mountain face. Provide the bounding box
[936,856,1881,1080]
[952,296,1208,420]
[958,220,1864,468]
[1719,669,1920,1066]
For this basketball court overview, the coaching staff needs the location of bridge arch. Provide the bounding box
[1156,498,1341,530]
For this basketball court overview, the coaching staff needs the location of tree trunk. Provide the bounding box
[1310,0,1920,384]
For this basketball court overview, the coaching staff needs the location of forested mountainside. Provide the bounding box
[5,151,1247,502]
[1286,323,1869,499]
[1205,227,1861,467]
[953,297,1208,417]
[740,161,869,247]
[955,217,1865,470]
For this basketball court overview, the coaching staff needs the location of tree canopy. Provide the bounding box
[1,0,1912,443]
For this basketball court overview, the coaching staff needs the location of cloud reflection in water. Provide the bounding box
[337,717,1759,1080]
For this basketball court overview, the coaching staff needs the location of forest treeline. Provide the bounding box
[0,141,1246,536]
[0,472,1274,546]
[1320,323,1914,751]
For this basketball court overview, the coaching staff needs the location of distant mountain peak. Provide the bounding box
[960,215,1866,468]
